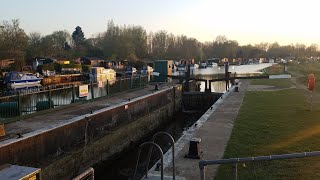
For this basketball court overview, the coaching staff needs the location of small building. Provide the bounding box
[154,60,173,82]
[55,58,70,65]
[104,60,124,69]
[28,57,56,70]
[81,57,104,67]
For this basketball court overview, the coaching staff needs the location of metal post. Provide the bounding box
[72,84,76,103]
[17,92,22,116]
[225,62,229,91]
[139,75,141,87]
[106,80,109,95]
[48,85,52,108]
[200,165,205,180]
[130,76,133,89]
[173,87,176,111]
[90,81,94,99]
[233,163,238,180]
[205,80,208,92]
[119,78,122,92]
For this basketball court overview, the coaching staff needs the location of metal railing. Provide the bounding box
[0,75,149,123]
[146,132,176,180]
[199,151,320,180]
[72,167,94,180]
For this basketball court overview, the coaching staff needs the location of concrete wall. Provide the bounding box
[0,85,182,179]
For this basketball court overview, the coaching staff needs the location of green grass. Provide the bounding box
[215,84,320,179]
[262,64,285,75]
[251,79,293,88]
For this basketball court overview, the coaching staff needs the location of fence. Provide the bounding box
[199,151,320,180]
[0,75,149,124]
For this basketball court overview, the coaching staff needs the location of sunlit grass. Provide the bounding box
[215,79,320,179]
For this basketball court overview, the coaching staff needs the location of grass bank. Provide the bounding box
[215,79,320,179]
[288,62,320,92]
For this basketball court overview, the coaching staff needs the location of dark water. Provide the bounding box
[93,111,204,180]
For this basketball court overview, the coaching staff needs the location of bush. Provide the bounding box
[82,65,91,73]
[42,63,55,71]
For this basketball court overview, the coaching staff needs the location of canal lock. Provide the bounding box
[93,92,222,180]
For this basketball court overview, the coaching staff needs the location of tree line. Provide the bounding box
[0,19,319,70]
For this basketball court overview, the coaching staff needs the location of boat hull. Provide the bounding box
[8,80,42,89]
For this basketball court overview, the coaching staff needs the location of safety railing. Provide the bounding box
[133,132,176,180]
[72,167,94,180]
[0,75,149,123]
[199,151,320,180]
[133,142,164,180]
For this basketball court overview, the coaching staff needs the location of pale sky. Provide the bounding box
[1,0,320,45]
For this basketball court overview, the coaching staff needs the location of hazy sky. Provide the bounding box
[1,0,319,45]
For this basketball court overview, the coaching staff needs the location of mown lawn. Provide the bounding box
[215,79,320,179]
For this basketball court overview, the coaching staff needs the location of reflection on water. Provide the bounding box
[191,63,275,93]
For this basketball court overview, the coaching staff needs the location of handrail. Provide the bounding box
[199,151,320,180]
[133,142,164,180]
[146,132,175,180]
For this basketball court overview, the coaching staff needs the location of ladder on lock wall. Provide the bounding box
[133,132,176,180]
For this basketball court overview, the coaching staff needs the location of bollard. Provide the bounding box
[185,138,202,159]
[234,80,239,92]
[155,84,159,91]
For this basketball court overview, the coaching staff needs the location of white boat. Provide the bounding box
[141,66,154,74]
[4,72,42,89]
[90,67,116,80]
[190,64,199,70]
